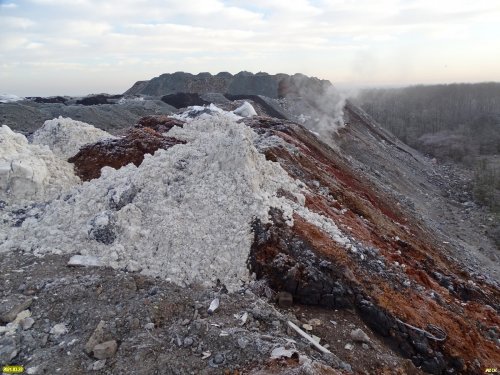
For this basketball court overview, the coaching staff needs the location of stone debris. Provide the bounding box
[270,346,296,359]
[21,317,35,330]
[237,337,249,349]
[233,101,257,117]
[309,318,322,327]
[0,296,33,324]
[183,337,194,347]
[311,335,321,344]
[350,328,370,344]
[208,298,220,315]
[344,343,354,351]
[287,321,331,354]
[88,359,106,371]
[302,324,313,331]
[50,323,68,338]
[0,335,19,363]
[67,255,103,267]
[85,320,106,354]
[208,352,225,367]
[93,340,118,359]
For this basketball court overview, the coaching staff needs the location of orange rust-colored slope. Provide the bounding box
[246,116,500,374]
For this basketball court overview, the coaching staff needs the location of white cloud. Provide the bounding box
[1,3,18,8]
[0,0,499,95]
[64,20,111,36]
[0,16,35,29]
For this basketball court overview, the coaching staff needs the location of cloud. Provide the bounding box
[0,16,35,29]
[1,0,499,95]
[0,2,18,8]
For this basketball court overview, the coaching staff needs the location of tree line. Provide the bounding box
[352,82,500,214]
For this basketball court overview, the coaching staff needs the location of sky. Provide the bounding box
[1,0,500,96]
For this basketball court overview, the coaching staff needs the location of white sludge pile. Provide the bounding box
[0,105,349,291]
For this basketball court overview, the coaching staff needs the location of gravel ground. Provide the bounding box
[0,251,420,374]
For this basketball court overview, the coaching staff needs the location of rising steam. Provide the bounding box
[281,74,347,137]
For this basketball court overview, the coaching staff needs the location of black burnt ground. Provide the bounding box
[161,93,210,109]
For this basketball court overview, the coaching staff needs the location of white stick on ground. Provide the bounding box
[287,321,331,354]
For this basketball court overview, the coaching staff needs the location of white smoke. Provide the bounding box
[280,74,348,137]
[309,85,347,134]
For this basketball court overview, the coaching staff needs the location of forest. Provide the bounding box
[353,82,500,215]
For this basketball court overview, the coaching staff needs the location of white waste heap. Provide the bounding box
[0,125,79,205]
[32,116,115,159]
[1,107,350,291]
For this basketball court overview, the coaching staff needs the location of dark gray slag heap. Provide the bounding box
[123,71,332,98]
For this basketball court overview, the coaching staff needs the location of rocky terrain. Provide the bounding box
[0,72,499,374]
[0,96,175,135]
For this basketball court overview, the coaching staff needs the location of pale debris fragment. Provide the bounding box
[67,255,103,267]
[233,311,248,325]
[208,298,219,314]
[270,346,296,359]
[50,323,68,337]
[302,323,313,331]
[233,101,257,117]
[287,321,331,354]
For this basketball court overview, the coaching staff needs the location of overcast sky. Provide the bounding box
[1,0,499,96]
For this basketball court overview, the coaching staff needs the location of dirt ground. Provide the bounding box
[0,251,421,375]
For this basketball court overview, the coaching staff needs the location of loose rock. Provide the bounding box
[0,296,33,323]
[271,346,296,359]
[210,353,225,366]
[208,298,219,314]
[88,360,106,371]
[50,323,68,337]
[85,320,106,354]
[350,328,370,343]
[0,335,19,363]
[237,337,249,349]
[21,317,35,330]
[302,323,313,331]
[183,337,194,347]
[93,340,118,359]
[67,255,103,267]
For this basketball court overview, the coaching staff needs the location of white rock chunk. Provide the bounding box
[350,328,370,343]
[50,323,68,337]
[270,346,296,359]
[233,101,257,117]
[0,125,79,205]
[67,255,103,267]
